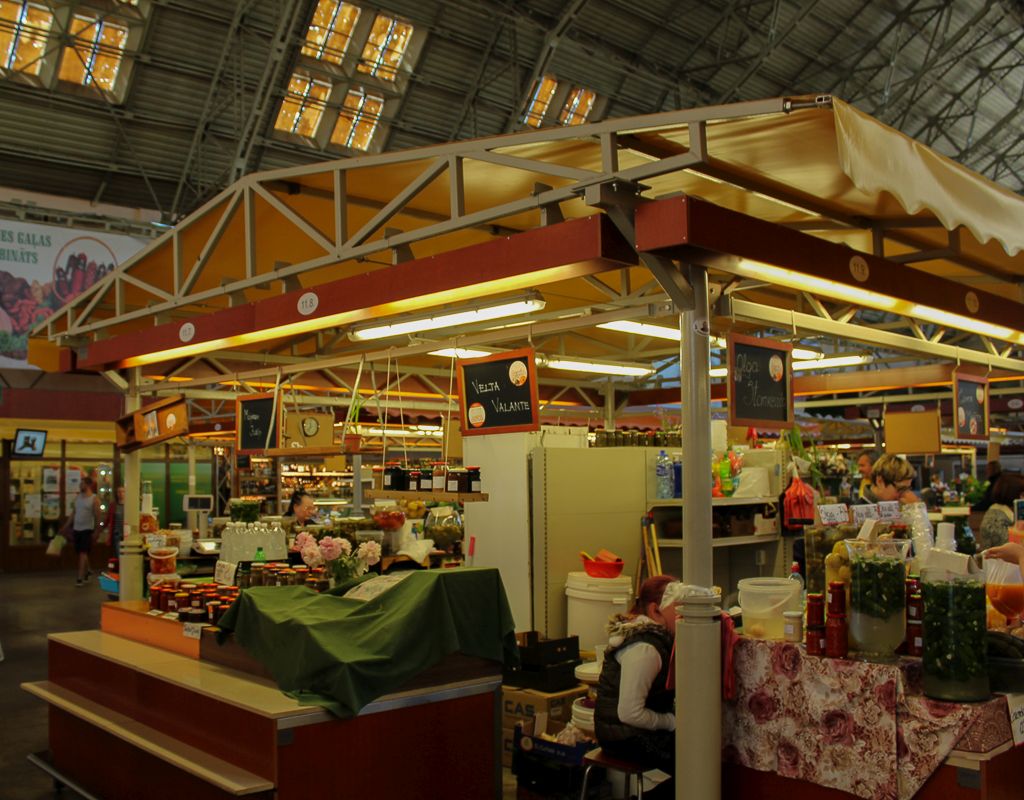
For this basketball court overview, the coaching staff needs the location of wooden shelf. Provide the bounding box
[365,490,489,503]
[647,495,779,507]
[658,534,781,549]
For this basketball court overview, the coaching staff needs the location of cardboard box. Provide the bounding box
[501,684,587,733]
[501,726,516,768]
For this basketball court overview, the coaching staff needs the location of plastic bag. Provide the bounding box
[46,534,67,556]
[784,473,815,531]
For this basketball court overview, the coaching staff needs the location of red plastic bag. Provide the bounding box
[784,473,815,531]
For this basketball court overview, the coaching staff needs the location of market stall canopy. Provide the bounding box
[27,94,1024,430]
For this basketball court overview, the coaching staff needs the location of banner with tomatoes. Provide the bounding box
[0,219,146,367]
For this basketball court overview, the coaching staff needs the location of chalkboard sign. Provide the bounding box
[954,371,988,440]
[457,347,540,436]
[727,334,793,429]
[236,393,280,454]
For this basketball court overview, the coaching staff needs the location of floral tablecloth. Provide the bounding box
[723,638,1011,800]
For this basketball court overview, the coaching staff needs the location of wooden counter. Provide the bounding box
[25,629,503,799]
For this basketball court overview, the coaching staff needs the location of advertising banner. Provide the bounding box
[0,219,146,367]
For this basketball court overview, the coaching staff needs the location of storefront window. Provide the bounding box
[8,440,113,547]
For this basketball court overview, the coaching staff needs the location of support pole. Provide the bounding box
[676,263,721,800]
[603,378,615,431]
[120,368,143,601]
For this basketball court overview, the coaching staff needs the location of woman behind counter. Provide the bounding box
[869,454,920,505]
[595,575,682,799]
[977,472,1024,551]
[283,489,318,529]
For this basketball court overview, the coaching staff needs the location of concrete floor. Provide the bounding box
[0,571,523,800]
[0,570,103,800]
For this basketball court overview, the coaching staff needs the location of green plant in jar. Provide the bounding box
[846,539,910,662]
[921,570,989,702]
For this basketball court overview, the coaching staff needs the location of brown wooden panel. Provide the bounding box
[49,707,273,800]
[982,743,1024,800]
[48,639,277,780]
[277,690,499,800]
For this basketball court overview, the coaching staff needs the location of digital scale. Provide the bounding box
[183,494,214,538]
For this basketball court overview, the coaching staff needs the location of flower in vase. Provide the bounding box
[319,536,346,561]
[294,531,316,551]
[357,541,382,566]
[300,543,323,568]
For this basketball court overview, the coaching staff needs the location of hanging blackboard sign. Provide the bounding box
[457,347,540,436]
[236,393,280,454]
[953,371,988,440]
[727,334,793,429]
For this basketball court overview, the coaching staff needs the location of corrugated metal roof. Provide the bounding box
[0,0,1018,222]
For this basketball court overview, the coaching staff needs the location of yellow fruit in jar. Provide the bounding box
[832,541,848,556]
[824,553,842,569]
[838,566,851,582]
[746,622,766,638]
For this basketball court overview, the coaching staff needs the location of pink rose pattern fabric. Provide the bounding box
[723,638,1011,800]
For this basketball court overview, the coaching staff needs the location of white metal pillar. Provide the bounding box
[603,378,616,431]
[120,368,143,601]
[676,264,721,800]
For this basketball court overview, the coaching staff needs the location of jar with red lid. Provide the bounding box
[806,593,825,627]
[305,576,319,591]
[907,592,923,622]
[826,614,848,658]
[158,587,172,612]
[407,470,421,493]
[206,601,222,624]
[169,592,188,613]
[827,581,847,616]
[149,587,162,611]
[905,620,923,656]
[806,625,826,656]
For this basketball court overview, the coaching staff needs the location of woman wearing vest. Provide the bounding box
[594,575,681,799]
[72,477,101,587]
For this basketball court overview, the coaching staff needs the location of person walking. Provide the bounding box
[72,477,101,587]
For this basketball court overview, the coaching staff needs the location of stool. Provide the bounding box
[578,747,648,799]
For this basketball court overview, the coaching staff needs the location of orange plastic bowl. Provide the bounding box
[582,557,624,579]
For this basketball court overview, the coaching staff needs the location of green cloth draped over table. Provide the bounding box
[215,568,519,718]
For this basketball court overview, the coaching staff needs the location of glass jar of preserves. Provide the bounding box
[372,465,384,490]
[806,593,825,627]
[806,625,826,656]
[432,462,447,491]
[419,469,433,492]
[783,611,803,643]
[206,601,222,623]
[905,620,923,657]
[407,470,421,493]
[466,467,481,493]
[446,469,468,493]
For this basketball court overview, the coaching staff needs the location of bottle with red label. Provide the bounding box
[805,593,826,655]
[825,582,848,658]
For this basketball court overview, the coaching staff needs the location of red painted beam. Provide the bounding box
[0,387,122,421]
[80,215,635,370]
[635,195,1024,334]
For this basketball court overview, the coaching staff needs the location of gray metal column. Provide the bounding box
[120,368,144,601]
[676,263,721,800]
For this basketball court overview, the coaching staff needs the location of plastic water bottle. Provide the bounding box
[788,561,805,598]
[656,450,673,499]
[254,546,266,563]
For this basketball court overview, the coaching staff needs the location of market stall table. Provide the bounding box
[724,638,1022,799]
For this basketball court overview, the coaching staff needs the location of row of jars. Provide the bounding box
[237,562,329,592]
[591,429,682,448]
[149,579,240,626]
[378,462,482,493]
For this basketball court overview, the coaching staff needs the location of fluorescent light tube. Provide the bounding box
[597,320,681,341]
[541,357,654,377]
[351,295,545,341]
[737,259,900,310]
[908,305,1013,340]
[792,347,824,360]
[428,347,492,358]
[791,354,871,371]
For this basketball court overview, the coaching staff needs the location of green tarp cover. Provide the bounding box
[215,568,519,718]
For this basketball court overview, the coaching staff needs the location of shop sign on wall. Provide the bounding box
[117,395,189,452]
[953,371,988,440]
[0,219,146,367]
[727,334,793,430]
[457,347,540,436]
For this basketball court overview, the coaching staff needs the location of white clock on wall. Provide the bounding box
[301,416,320,437]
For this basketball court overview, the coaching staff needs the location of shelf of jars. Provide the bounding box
[365,490,489,503]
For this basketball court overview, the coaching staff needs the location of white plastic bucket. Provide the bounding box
[572,697,595,733]
[738,577,801,640]
[565,571,633,651]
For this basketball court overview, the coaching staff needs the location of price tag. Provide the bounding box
[817,504,850,526]
[182,622,207,640]
[878,501,902,519]
[1006,693,1024,747]
[852,504,880,524]
[146,609,163,616]
[214,560,238,586]
[161,612,179,621]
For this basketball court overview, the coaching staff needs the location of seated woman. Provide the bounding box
[594,575,681,798]
[870,454,919,505]
[977,472,1024,551]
